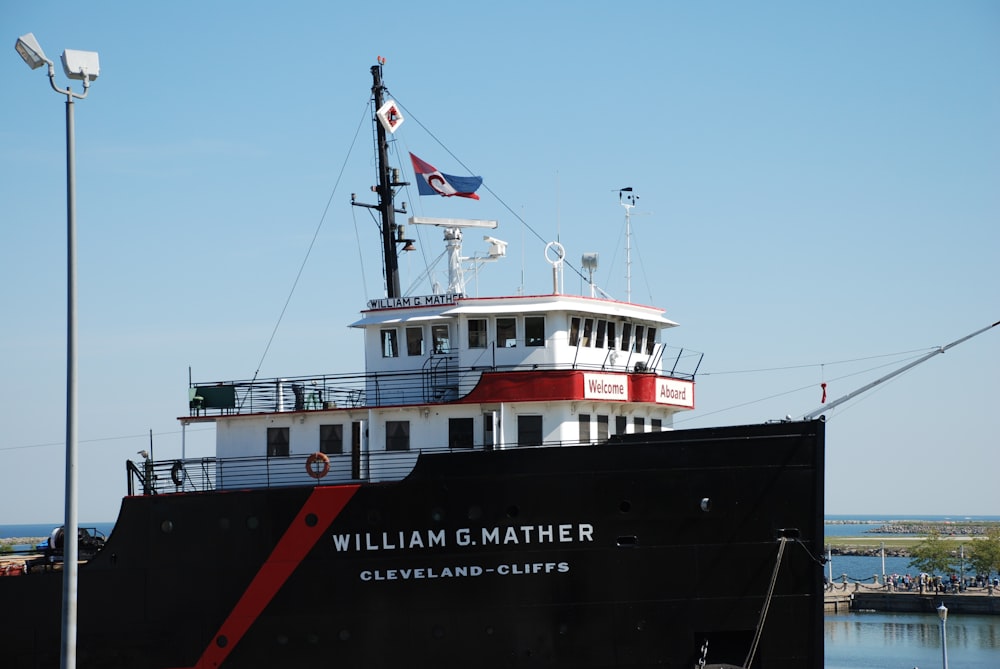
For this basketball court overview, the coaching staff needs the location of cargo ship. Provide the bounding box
[0,62,826,669]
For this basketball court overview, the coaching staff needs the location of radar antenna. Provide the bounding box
[408,217,501,294]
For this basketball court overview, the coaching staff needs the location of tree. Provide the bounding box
[908,530,957,576]
[967,526,1000,579]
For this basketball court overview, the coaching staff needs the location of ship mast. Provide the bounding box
[619,187,637,303]
[352,61,411,299]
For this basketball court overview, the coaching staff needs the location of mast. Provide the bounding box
[352,61,410,299]
[802,319,999,419]
[619,187,637,302]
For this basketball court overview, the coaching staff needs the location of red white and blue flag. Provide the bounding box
[409,153,482,200]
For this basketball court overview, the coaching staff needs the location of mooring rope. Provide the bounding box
[743,537,788,669]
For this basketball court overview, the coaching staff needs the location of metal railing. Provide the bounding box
[126,432,671,496]
[188,351,700,418]
[127,449,460,495]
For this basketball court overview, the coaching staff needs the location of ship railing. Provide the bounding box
[189,359,698,417]
[128,433,662,495]
[126,450,437,495]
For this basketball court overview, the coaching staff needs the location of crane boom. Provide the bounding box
[802,319,999,420]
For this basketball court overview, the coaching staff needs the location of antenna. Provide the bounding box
[408,217,500,294]
[619,187,638,302]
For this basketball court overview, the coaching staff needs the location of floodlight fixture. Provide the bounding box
[15,32,50,70]
[61,49,100,81]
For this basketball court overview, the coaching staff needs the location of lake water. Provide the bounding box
[826,611,999,668]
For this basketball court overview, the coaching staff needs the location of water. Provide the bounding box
[825,612,999,668]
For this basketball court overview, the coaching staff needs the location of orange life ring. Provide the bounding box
[305,452,330,479]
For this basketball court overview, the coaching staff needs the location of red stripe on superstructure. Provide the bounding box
[459,370,580,403]
[459,370,693,406]
[168,485,359,669]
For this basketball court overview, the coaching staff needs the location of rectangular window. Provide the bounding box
[620,323,632,351]
[386,420,410,451]
[651,418,662,432]
[615,415,627,436]
[468,319,488,348]
[517,415,543,447]
[569,317,581,347]
[634,417,645,433]
[633,326,645,353]
[497,317,517,348]
[578,414,591,444]
[525,316,545,347]
[449,417,475,449]
[320,424,344,455]
[381,328,399,358]
[606,322,617,350]
[431,324,451,354]
[597,415,609,441]
[406,327,424,356]
[595,320,607,348]
[646,327,657,355]
[267,427,289,457]
[582,318,594,347]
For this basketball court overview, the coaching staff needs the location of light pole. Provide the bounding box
[881,541,886,588]
[15,32,100,669]
[937,603,949,669]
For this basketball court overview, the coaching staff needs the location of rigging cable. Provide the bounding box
[392,99,594,288]
[675,349,935,425]
[241,99,371,401]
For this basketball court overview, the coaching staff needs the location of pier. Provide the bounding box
[825,583,999,615]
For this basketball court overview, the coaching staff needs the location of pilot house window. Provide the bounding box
[432,324,451,353]
[633,326,645,353]
[406,327,424,356]
[381,329,399,358]
[620,323,632,351]
[468,319,488,349]
[525,316,545,346]
[497,318,517,348]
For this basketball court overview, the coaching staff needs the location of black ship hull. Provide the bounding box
[3,420,824,669]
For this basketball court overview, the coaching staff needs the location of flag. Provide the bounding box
[409,153,482,200]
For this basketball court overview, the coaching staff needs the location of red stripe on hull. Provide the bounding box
[169,485,359,669]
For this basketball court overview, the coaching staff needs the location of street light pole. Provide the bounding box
[15,33,99,669]
[62,78,80,669]
[937,603,949,669]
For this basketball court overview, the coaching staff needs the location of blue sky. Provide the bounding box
[1,1,997,524]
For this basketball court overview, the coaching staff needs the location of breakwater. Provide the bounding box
[865,522,994,536]
[0,537,44,549]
